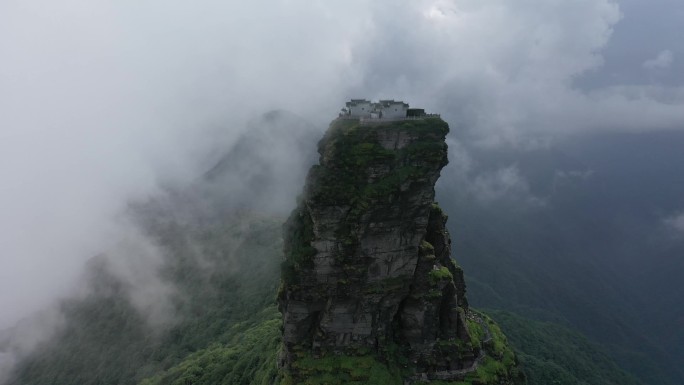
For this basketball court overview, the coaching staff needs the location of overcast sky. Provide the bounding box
[1,0,684,329]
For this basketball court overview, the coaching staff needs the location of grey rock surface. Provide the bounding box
[278,118,477,373]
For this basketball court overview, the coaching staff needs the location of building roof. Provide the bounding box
[344,99,410,110]
[346,99,372,107]
[376,100,409,108]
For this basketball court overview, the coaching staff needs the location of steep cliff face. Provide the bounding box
[278,117,523,384]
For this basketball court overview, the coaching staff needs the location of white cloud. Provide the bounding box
[643,50,674,69]
[95,218,178,328]
[469,165,545,206]
[346,1,684,146]
[664,212,684,235]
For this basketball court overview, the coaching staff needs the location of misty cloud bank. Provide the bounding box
[1,0,684,374]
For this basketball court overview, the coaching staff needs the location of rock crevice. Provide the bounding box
[278,117,482,378]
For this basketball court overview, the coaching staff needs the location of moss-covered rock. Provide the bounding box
[278,117,524,384]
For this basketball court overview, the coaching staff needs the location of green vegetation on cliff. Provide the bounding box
[140,307,281,385]
[282,349,403,385]
[278,309,521,385]
[309,117,448,207]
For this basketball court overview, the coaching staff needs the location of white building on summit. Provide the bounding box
[345,99,374,117]
[342,99,417,119]
[376,100,409,119]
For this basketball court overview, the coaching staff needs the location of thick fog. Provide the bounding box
[1,0,684,363]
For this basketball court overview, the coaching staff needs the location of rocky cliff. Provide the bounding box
[278,117,523,384]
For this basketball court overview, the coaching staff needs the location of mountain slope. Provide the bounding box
[488,310,642,385]
[439,130,684,384]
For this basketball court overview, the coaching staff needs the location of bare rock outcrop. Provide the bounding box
[278,117,523,384]
[278,117,514,384]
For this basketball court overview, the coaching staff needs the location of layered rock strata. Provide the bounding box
[278,117,478,376]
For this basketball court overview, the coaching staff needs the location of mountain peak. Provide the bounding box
[277,116,523,383]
